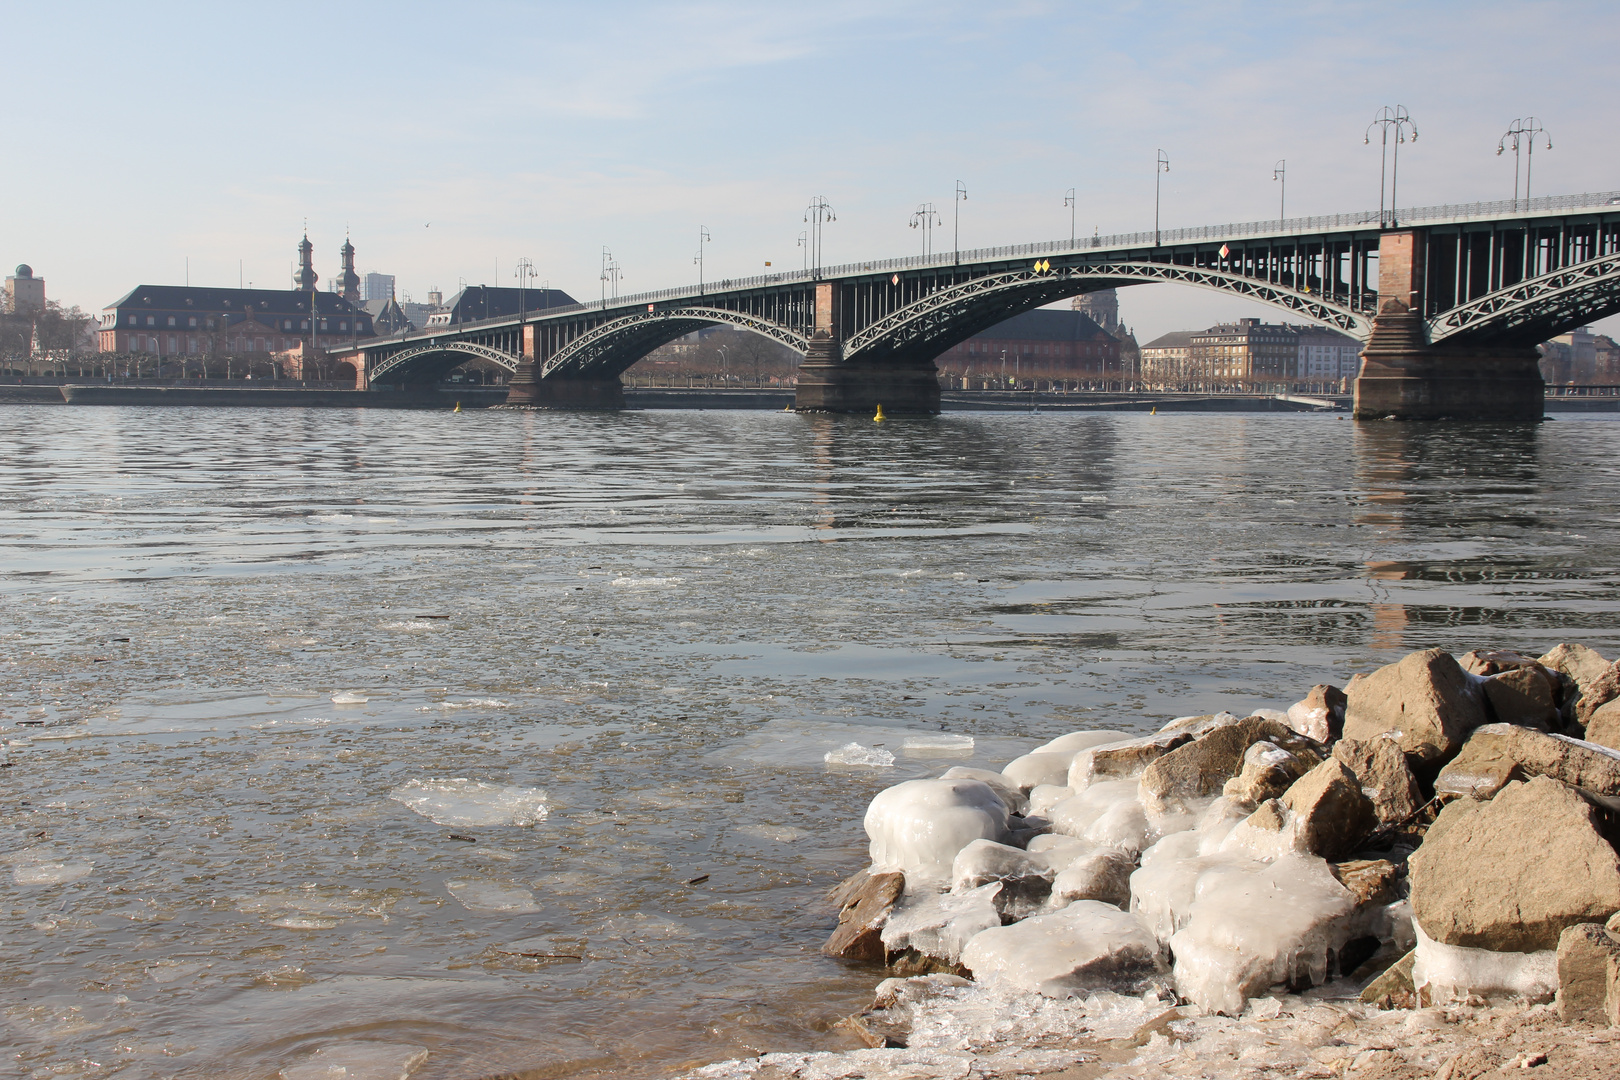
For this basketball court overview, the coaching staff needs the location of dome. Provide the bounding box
[14,264,32,278]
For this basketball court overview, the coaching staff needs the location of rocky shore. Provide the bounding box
[682,644,1620,1079]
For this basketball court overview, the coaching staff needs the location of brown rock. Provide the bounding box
[1050,848,1136,909]
[1285,684,1346,744]
[1333,736,1424,825]
[1610,954,1620,1028]
[1458,647,1541,676]
[1343,648,1489,765]
[1541,642,1614,696]
[1279,758,1379,861]
[1409,775,1620,952]
[1584,699,1620,751]
[1360,948,1416,1009]
[1481,665,1559,729]
[1068,730,1195,786]
[1432,723,1620,801]
[823,869,905,962]
[1222,739,1312,808]
[1577,663,1620,726]
[1556,923,1620,1023]
[1139,716,1324,810]
[1330,859,1402,907]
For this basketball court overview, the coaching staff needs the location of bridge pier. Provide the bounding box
[504,367,625,409]
[1353,231,1544,421]
[792,282,940,414]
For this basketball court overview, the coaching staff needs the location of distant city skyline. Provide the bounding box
[3,1,1616,343]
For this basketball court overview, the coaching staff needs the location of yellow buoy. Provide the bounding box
[784,404,791,411]
[874,404,886,422]
[454,401,462,413]
[1150,406,1156,415]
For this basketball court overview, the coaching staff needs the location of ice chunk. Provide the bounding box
[960,900,1160,996]
[902,733,975,754]
[825,742,896,767]
[1000,752,1073,793]
[951,839,1054,919]
[280,1041,429,1080]
[1033,730,1133,756]
[1166,854,1356,1015]
[1025,832,1093,871]
[1130,837,1249,945]
[1410,919,1557,1005]
[1049,781,1144,847]
[1025,783,1072,817]
[721,719,916,769]
[330,692,369,705]
[446,879,541,915]
[881,882,1004,965]
[939,766,1025,815]
[389,778,549,827]
[12,860,93,887]
[611,576,684,588]
[865,778,1010,886]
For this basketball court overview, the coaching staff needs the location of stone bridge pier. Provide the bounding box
[506,326,626,409]
[793,282,941,415]
[1354,231,1545,421]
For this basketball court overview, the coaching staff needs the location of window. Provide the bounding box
[189,317,197,328]
[338,320,347,331]
[167,316,175,327]
[301,320,310,330]
[146,316,155,326]
[168,336,177,352]
[319,319,328,331]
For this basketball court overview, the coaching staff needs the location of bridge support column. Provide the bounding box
[792,281,940,414]
[1353,231,1543,421]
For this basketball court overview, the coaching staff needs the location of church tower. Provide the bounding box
[295,233,319,292]
[338,235,360,303]
[1072,288,1120,332]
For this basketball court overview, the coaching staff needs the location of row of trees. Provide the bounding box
[624,327,801,386]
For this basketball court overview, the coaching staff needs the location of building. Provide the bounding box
[336,238,360,303]
[1139,331,1196,387]
[1540,327,1620,384]
[1297,328,1363,386]
[362,272,395,303]
[1071,288,1121,333]
[4,264,45,315]
[423,285,577,326]
[1141,319,1362,390]
[362,296,413,335]
[935,308,1121,386]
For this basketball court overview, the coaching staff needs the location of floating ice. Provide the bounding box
[389,778,549,827]
[825,742,896,767]
[446,879,541,915]
[902,733,975,754]
[12,860,93,887]
[611,576,683,588]
[279,1041,429,1080]
[330,692,369,705]
[882,882,1004,965]
[415,698,509,712]
[960,899,1161,997]
[273,916,339,930]
[720,719,916,769]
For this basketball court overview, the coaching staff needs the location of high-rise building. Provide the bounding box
[362,273,396,302]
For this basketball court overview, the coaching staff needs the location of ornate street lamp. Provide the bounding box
[909,202,941,257]
[1365,106,1417,228]
[1497,118,1552,210]
[1154,151,1170,246]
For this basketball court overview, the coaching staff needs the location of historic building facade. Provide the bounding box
[935,308,1121,386]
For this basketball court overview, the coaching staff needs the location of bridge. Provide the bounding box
[335,191,1620,420]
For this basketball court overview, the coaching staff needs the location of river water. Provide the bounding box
[2,406,1618,1080]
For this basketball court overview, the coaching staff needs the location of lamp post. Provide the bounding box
[1365,106,1417,228]
[1273,159,1286,221]
[695,226,711,293]
[1497,118,1552,210]
[909,202,941,257]
[514,257,536,323]
[804,197,835,277]
[1154,151,1170,246]
[953,181,967,264]
[797,231,809,273]
[1064,188,1076,245]
[599,248,623,304]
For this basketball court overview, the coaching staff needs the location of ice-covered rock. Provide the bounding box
[939,767,1026,815]
[389,779,549,827]
[881,882,1003,966]
[1139,716,1324,814]
[1166,854,1356,1015]
[1342,648,1488,765]
[1025,784,1071,817]
[1033,730,1133,756]
[1433,722,1620,800]
[1067,731,1194,788]
[1129,835,1252,945]
[1049,848,1136,908]
[1411,920,1558,1005]
[826,742,897,767]
[1555,922,1620,1022]
[999,752,1072,793]
[1157,711,1242,735]
[865,779,1011,887]
[1024,832,1092,870]
[1332,735,1423,825]
[825,870,906,962]
[1285,684,1346,744]
[950,839,1053,919]
[1410,775,1620,952]
[959,899,1160,997]
[1221,740,1310,809]
[1048,781,1153,854]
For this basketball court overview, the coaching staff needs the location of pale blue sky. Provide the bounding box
[4,0,1617,340]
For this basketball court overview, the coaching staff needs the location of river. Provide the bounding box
[2,406,1617,1080]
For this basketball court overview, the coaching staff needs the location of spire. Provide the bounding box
[295,227,318,292]
[338,229,360,303]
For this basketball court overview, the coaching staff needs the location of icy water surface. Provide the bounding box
[3,406,1620,1079]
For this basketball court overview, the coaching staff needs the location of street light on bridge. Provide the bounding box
[1273,160,1286,221]
[804,197,835,278]
[599,247,623,305]
[514,258,536,323]
[909,202,941,257]
[1498,118,1552,211]
[953,181,967,264]
[1365,106,1417,229]
[1064,188,1076,245]
[1154,151,1169,246]
[695,226,711,293]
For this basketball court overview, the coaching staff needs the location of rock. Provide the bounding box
[824,870,906,962]
[1286,684,1347,744]
[959,899,1160,996]
[1610,954,1620,1028]
[1333,736,1424,825]
[1157,711,1241,735]
[865,778,1010,887]
[1360,948,1416,1009]
[1556,923,1620,1023]
[1139,717,1324,812]
[1330,859,1402,908]
[880,882,1003,967]
[1025,784,1072,817]
[1050,781,1155,855]
[1577,664,1620,726]
[1540,643,1611,692]
[950,839,1053,919]
[1342,648,1488,765]
[1068,731,1195,787]
[1221,740,1311,808]
[998,753,1072,794]
[1458,647,1542,676]
[1584,699,1620,751]
[938,767,1027,815]
[1482,665,1560,729]
[1280,759,1379,861]
[1049,848,1136,908]
[1432,723,1620,801]
[1409,775,1620,952]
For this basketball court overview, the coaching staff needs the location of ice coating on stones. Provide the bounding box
[825,742,897,767]
[999,752,1072,793]
[881,882,1004,965]
[1166,854,1356,1015]
[865,778,1010,886]
[1410,920,1558,1005]
[389,778,549,827]
[1032,730,1133,756]
[959,899,1160,996]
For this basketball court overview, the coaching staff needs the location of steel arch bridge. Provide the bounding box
[337,190,1620,415]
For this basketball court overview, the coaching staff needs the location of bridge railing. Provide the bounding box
[365,189,1620,348]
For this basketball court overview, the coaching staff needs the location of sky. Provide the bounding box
[3,0,1618,342]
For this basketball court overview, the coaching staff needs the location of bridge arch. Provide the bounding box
[1427,250,1620,346]
[542,306,809,378]
[367,341,520,385]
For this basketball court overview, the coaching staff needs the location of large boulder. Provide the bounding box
[1409,776,1620,952]
[1342,648,1488,765]
[1333,736,1424,825]
[1280,759,1379,861]
[1432,723,1620,801]
[824,870,906,962]
[1139,717,1324,813]
[1555,923,1620,1023]
[1481,666,1560,730]
[1222,740,1312,809]
[959,899,1160,996]
[1049,848,1136,908]
[865,778,1010,887]
[1285,684,1346,745]
[1068,731,1194,787]
[1584,700,1620,752]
